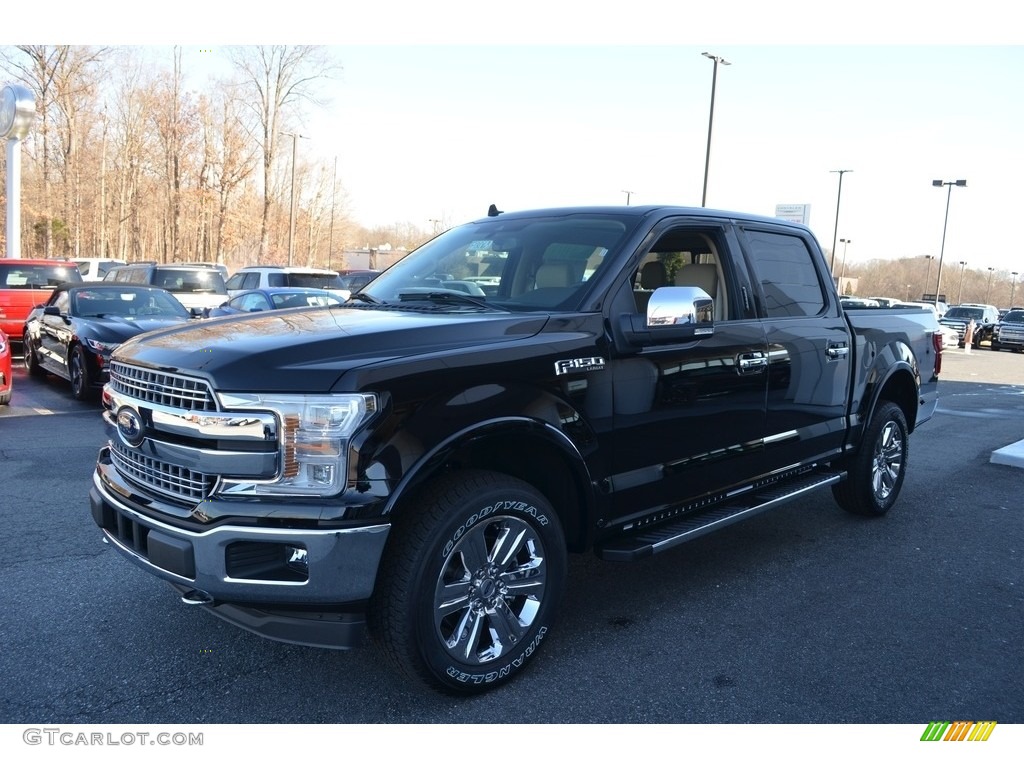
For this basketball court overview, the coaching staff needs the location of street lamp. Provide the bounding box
[986,267,995,304]
[932,178,967,307]
[622,190,633,205]
[839,238,852,288]
[957,261,967,305]
[829,169,853,273]
[923,255,934,301]
[701,52,730,207]
[1012,271,1019,306]
[281,131,309,267]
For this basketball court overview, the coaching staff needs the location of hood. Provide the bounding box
[82,315,193,342]
[112,305,549,391]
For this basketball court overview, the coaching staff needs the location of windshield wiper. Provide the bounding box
[397,290,493,310]
[347,291,379,304]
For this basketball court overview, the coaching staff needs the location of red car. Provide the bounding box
[0,328,12,405]
[0,258,82,344]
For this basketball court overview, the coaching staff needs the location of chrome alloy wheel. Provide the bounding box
[433,515,547,665]
[871,420,904,501]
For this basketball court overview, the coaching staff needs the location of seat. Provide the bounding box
[674,263,719,297]
[634,260,669,314]
[639,260,667,289]
[535,263,573,289]
[675,263,723,319]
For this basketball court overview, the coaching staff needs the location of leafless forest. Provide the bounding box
[0,45,1019,304]
[0,44,431,273]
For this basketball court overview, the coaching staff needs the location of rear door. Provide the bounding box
[737,223,851,468]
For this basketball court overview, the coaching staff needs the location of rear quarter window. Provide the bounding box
[742,229,826,318]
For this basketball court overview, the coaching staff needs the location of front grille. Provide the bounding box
[109,362,216,411]
[110,440,214,503]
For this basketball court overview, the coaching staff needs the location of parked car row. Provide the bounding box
[0,258,392,405]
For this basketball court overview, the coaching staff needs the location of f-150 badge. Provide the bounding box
[555,357,606,375]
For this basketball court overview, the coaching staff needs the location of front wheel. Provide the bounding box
[832,400,909,517]
[370,469,567,695]
[23,334,44,377]
[68,345,92,400]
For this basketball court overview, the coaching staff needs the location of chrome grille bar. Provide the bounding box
[109,362,215,411]
[110,441,213,503]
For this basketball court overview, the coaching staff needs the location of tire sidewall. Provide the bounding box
[70,345,88,399]
[406,476,566,692]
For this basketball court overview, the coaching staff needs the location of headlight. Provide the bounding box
[83,338,120,355]
[219,393,377,497]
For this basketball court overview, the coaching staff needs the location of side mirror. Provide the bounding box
[615,286,715,350]
[647,286,714,329]
[43,305,63,317]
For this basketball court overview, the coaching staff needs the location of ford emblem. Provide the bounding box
[116,406,146,448]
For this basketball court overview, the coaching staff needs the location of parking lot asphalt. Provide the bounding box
[0,344,1020,732]
[937,346,1024,466]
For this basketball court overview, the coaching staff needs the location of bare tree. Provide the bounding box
[226,45,340,261]
[1,45,108,257]
[198,84,259,263]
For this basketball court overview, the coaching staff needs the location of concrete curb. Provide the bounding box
[991,440,1024,469]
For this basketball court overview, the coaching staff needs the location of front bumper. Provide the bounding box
[90,449,391,648]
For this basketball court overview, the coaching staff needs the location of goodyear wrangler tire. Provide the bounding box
[370,469,567,695]
[831,400,908,517]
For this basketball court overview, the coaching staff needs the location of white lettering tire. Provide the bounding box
[370,469,567,694]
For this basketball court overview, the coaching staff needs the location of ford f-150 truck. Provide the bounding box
[90,205,942,694]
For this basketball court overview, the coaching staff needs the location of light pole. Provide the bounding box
[829,169,853,273]
[839,238,852,289]
[701,52,730,207]
[923,255,934,301]
[622,190,633,205]
[906,284,912,301]
[958,261,967,305]
[932,178,967,307]
[1012,272,1019,306]
[281,131,309,267]
[986,267,995,304]
[328,156,337,271]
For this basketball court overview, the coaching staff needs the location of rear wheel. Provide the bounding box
[370,469,567,694]
[832,400,908,517]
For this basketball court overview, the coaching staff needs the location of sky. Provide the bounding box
[4,2,1023,278]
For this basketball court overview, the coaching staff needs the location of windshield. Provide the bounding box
[1001,310,1024,323]
[357,212,636,311]
[945,307,985,320]
[72,286,190,318]
[153,268,227,294]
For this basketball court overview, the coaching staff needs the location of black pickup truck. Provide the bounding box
[90,205,942,694]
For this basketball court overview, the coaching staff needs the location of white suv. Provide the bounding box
[103,263,229,313]
[73,258,127,282]
[225,266,349,299]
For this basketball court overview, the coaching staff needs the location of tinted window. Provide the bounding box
[152,268,226,293]
[0,263,81,288]
[743,230,825,318]
[285,272,344,289]
[225,273,245,290]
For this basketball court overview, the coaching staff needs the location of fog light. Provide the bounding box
[286,546,308,569]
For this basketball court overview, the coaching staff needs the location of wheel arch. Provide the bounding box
[382,417,597,554]
[865,362,920,435]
